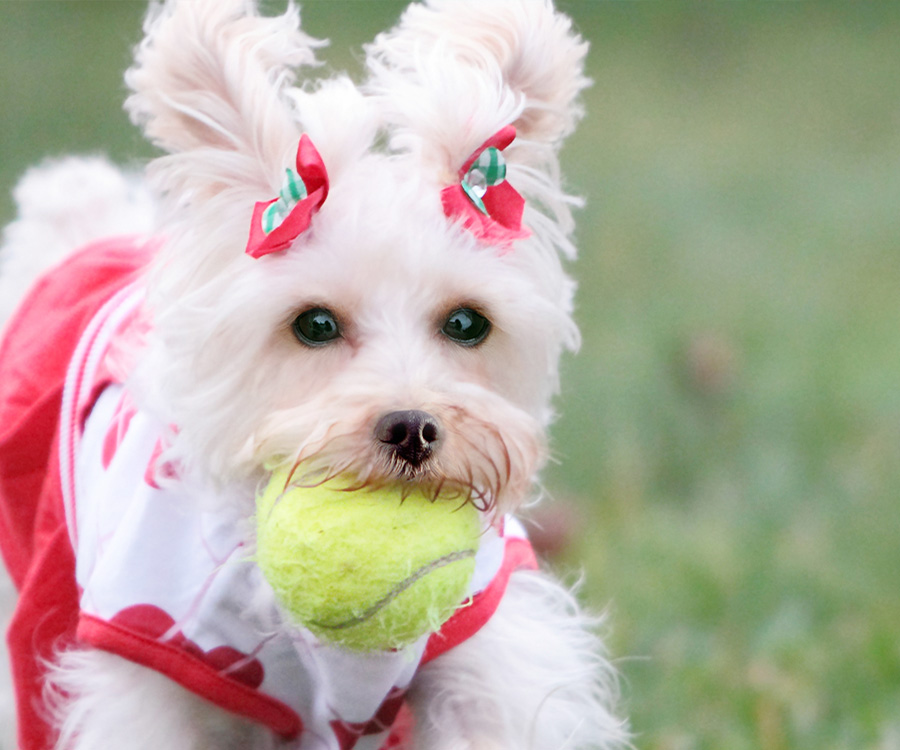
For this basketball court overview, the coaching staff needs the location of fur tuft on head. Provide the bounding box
[365,0,590,265]
[125,0,322,203]
[366,0,590,150]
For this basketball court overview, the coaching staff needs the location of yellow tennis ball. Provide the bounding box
[255,468,481,652]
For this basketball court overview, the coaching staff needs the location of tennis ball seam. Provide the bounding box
[307,548,476,632]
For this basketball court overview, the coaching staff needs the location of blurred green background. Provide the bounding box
[1,2,899,749]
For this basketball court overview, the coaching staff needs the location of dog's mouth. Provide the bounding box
[283,456,497,514]
[380,446,437,482]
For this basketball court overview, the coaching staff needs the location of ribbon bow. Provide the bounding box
[441,125,530,248]
[246,135,329,259]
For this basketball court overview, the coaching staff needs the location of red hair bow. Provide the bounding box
[440,125,530,248]
[246,135,329,259]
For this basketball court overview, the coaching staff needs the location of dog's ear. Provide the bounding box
[365,0,589,253]
[125,0,321,202]
[365,0,589,169]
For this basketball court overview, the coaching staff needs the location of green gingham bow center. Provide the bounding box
[262,167,308,233]
[461,147,507,215]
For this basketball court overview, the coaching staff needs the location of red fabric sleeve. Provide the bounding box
[0,237,153,586]
[77,614,302,739]
[0,237,154,750]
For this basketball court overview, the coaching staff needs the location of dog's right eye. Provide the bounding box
[441,307,491,346]
[292,308,341,347]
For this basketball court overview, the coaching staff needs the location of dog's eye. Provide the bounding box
[292,308,341,347]
[441,308,491,346]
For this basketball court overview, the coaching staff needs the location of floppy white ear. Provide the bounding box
[125,0,321,201]
[365,0,589,167]
[365,0,589,257]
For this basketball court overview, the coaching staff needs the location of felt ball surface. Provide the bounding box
[255,468,481,652]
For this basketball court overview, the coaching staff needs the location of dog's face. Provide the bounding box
[128,0,588,516]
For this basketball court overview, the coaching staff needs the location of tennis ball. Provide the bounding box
[255,468,481,652]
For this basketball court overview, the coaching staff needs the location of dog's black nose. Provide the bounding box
[375,410,441,467]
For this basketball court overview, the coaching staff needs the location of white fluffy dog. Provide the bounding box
[0,1,628,749]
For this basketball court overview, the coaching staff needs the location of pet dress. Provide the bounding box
[0,237,537,750]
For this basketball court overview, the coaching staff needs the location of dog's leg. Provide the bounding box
[407,571,629,750]
[46,649,274,750]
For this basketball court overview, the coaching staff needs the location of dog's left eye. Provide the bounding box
[292,308,341,346]
[441,308,491,346]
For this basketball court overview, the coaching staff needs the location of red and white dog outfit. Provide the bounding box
[0,238,537,750]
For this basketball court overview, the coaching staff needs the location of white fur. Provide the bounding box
[0,157,154,326]
[45,649,270,750]
[0,1,629,748]
[408,572,627,750]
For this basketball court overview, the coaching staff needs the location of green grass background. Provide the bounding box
[1,2,899,749]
